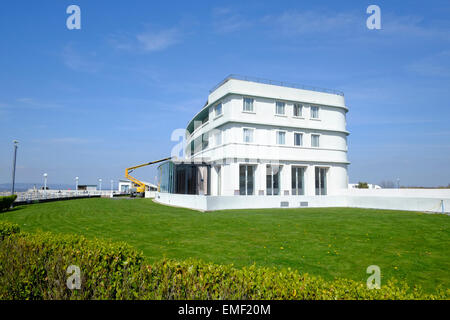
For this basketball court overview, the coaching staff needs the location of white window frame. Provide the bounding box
[275,101,286,116]
[276,130,286,145]
[294,132,303,146]
[214,130,222,146]
[243,127,254,143]
[266,164,282,196]
[214,103,223,117]
[311,134,320,148]
[291,166,306,196]
[310,106,320,119]
[243,97,254,113]
[293,103,303,118]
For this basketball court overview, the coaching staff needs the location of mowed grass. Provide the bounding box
[1,198,449,292]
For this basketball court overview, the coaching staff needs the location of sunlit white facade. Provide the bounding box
[184,75,349,197]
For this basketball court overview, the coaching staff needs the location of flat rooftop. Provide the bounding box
[210,74,344,96]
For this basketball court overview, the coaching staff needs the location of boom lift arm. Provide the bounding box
[125,157,172,194]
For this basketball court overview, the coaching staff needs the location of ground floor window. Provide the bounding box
[315,167,327,195]
[291,166,305,195]
[266,165,281,195]
[216,166,221,195]
[239,165,254,195]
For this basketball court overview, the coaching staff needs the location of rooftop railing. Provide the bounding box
[209,74,344,96]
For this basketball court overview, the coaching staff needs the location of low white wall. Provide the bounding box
[145,191,156,198]
[154,190,450,213]
[346,196,448,213]
[155,193,208,211]
[205,195,346,211]
[338,188,450,199]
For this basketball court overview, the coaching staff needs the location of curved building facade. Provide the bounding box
[181,75,349,197]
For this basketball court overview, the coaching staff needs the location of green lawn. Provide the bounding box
[1,198,449,292]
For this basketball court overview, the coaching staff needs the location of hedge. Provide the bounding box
[0,195,17,212]
[0,222,448,300]
[0,221,20,241]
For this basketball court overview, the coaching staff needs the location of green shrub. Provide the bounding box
[357,182,369,189]
[0,228,448,300]
[0,195,17,212]
[139,259,449,300]
[0,231,145,299]
[0,221,20,240]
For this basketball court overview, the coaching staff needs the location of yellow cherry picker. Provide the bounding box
[125,157,172,197]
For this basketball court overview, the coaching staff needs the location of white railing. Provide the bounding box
[1,190,121,202]
[210,74,345,96]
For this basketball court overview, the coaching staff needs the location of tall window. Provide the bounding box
[214,103,222,116]
[315,167,327,195]
[293,104,303,117]
[291,167,305,195]
[276,101,285,115]
[276,131,286,145]
[311,106,319,119]
[214,130,222,146]
[294,133,303,146]
[216,166,221,196]
[311,134,320,147]
[243,98,254,112]
[202,133,209,150]
[243,128,254,143]
[266,165,281,195]
[239,165,254,195]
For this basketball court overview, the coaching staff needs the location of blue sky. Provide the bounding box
[1,0,449,187]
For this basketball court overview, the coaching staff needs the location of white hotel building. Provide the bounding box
[158,75,349,200]
[156,76,450,213]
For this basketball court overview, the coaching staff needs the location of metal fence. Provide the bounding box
[1,190,119,202]
[209,74,345,96]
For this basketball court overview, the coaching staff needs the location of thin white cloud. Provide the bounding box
[110,27,182,53]
[212,7,250,33]
[35,137,103,145]
[262,10,450,43]
[15,98,64,110]
[407,50,450,77]
[62,43,102,72]
[265,10,358,36]
[136,28,180,52]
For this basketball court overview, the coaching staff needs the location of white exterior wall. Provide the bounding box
[155,191,450,213]
[184,78,349,197]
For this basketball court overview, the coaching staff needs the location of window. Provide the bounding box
[294,133,303,146]
[216,166,221,196]
[311,134,320,147]
[276,131,286,145]
[315,167,327,195]
[291,167,305,195]
[293,104,303,117]
[276,101,285,115]
[311,106,319,119]
[239,165,254,195]
[243,128,254,143]
[214,103,222,117]
[243,98,254,112]
[214,130,222,146]
[202,133,209,150]
[266,165,281,195]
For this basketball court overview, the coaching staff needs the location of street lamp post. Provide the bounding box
[11,140,19,196]
[98,178,102,193]
[75,177,79,196]
[43,173,48,198]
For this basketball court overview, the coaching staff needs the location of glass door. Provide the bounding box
[266,165,281,195]
[315,167,327,195]
[291,166,305,195]
[239,165,254,195]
